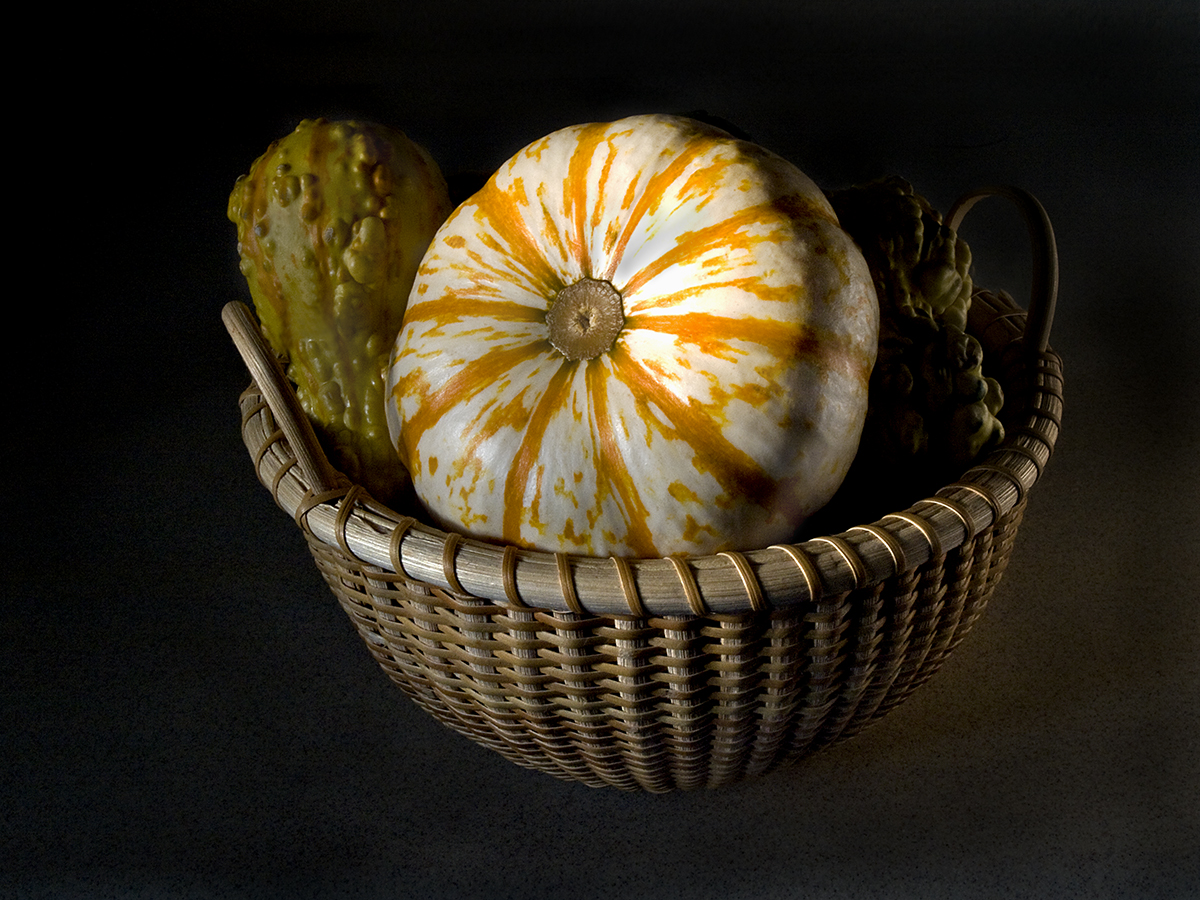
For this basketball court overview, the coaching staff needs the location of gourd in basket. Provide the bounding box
[227,117,452,505]
[388,114,879,559]
[224,115,1062,792]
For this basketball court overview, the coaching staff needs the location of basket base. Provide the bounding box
[304,498,1025,791]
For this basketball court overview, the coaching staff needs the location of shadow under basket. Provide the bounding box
[224,185,1064,792]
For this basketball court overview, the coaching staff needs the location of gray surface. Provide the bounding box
[5,2,1198,897]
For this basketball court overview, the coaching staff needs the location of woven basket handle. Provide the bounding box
[946,185,1059,360]
[222,300,342,494]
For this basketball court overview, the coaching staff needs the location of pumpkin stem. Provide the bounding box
[546,278,625,360]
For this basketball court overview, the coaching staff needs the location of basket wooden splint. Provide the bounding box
[224,185,1063,792]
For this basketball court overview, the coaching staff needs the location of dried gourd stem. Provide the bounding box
[546,278,625,360]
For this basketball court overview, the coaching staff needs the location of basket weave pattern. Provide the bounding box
[303,505,1025,791]
[233,275,1061,791]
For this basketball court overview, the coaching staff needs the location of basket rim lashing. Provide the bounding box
[223,185,1063,790]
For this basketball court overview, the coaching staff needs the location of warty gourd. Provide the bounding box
[228,118,452,504]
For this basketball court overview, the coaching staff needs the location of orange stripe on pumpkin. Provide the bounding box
[401,295,546,329]
[502,359,578,544]
[562,123,612,278]
[536,181,571,275]
[617,203,789,299]
[632,311,820,365]
[601,142,734,283]
[398,340,554,465]
[639,308,873,392]
[585,357,657,557]
[470,176,564,298]
[608,344,778,507]
[590,135,619,244]
[627,275,801,314]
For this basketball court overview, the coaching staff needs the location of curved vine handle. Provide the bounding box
[222,300,342,494]
[946,185,1059,360]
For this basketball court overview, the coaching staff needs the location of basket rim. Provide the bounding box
[227,186,1063,619]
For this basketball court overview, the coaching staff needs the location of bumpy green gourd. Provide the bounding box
[868,307,1005,467]
[822,177,1005,516]
[228,119,453,503]
[830,175,973,330]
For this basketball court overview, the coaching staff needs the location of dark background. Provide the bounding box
[5,1,1198,897]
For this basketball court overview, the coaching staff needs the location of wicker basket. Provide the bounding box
[224,185,1063,792]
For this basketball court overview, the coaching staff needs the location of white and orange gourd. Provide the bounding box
[386,114,879,558]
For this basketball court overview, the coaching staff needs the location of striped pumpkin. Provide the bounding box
[386,115,878,558]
